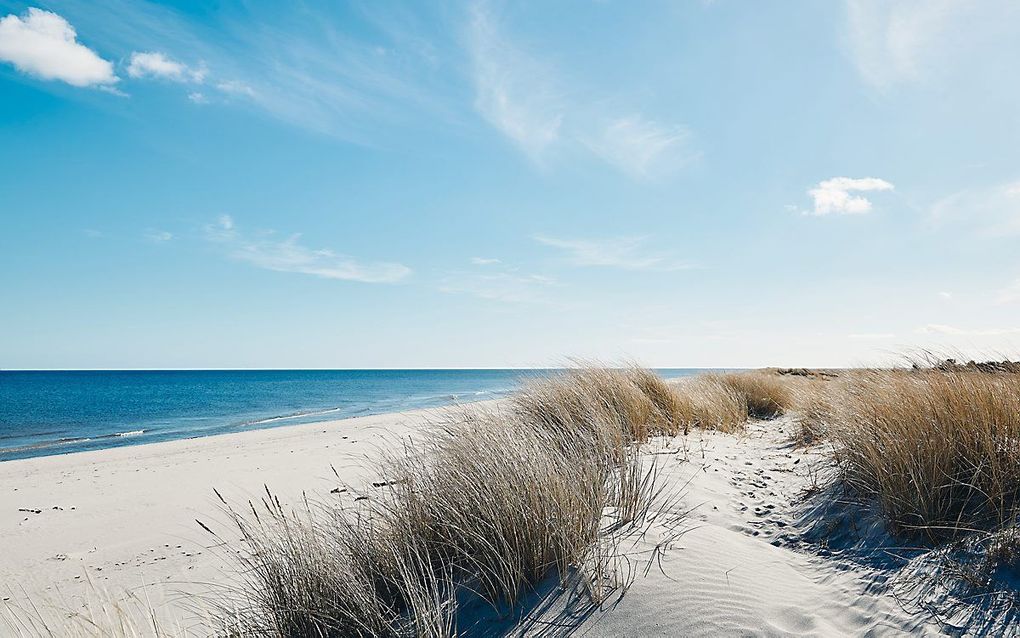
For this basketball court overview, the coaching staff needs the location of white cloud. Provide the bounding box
[204,216,410,284]
[848,332,895,340]
[916,323,1020,337]
[470,257,501,265]
[127,51,205,82]
[535,235,694,271]
[0,8,117,87]
[938,291,953,300]
[466,4,563,160]
[804,177,894,215]
[439,271,555,304]
[145,229,173,242]
[216,79,256,98]
[583,116,697,179]
[188,91,208,104]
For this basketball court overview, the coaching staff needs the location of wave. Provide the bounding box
[0,428,148,457]
[242,407,343,427]
[89,429,148,441]
[0,436,92,455]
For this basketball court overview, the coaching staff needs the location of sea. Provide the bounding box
[0,369,706,462]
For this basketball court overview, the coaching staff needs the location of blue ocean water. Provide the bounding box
[0,369,704,462]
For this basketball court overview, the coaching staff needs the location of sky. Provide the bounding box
[2,0,1020,370]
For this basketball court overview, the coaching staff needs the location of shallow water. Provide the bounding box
[0,368,705,461]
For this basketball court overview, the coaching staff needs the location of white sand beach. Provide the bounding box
[1,401,947,636]
[0,407,437,634]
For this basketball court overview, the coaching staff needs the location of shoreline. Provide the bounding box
[0,369,713,464]
[0,399,487,464]
[0,404,459,629]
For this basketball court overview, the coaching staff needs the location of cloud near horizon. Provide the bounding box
[805,177,894,215]
[205,215,411,284]
[917,323,1020,337]
[0,8,118,88]
[997,279,1020,305]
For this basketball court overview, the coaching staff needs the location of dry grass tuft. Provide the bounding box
[626,367,691,435]
[789,377,839,445]
[511,366,760,438]
[827,369,1020,540]
[708,371,795,420]
[672,377,748,433]
[217,366,677,637]
[511,366,665,444]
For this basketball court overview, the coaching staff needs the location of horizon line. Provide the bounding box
[0,366,742,372]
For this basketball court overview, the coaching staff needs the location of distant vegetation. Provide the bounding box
[795,362,1020,540]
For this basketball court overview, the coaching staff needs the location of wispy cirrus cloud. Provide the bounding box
[204,215,410,284]
[916,323,1020,337]
[31,1,453,141]
[535,235,694,271]
[803,177,894,215]
[467,4,563,161]
[997,279,1020,305]
[843,1,1020,89]
[0,8,118,88]
[439,270,555,304]
[843,0,961,88]
[929,179,1020,237]
[583,116,698,179]
[848,332,895,340]
[144,229,173,242]
[465,4,695,178]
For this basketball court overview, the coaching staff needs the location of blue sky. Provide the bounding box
[2,1,1020,369]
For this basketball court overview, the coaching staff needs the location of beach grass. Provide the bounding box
[708,371,795,420]
[823,367,1020,540]
[216,366,681,637]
